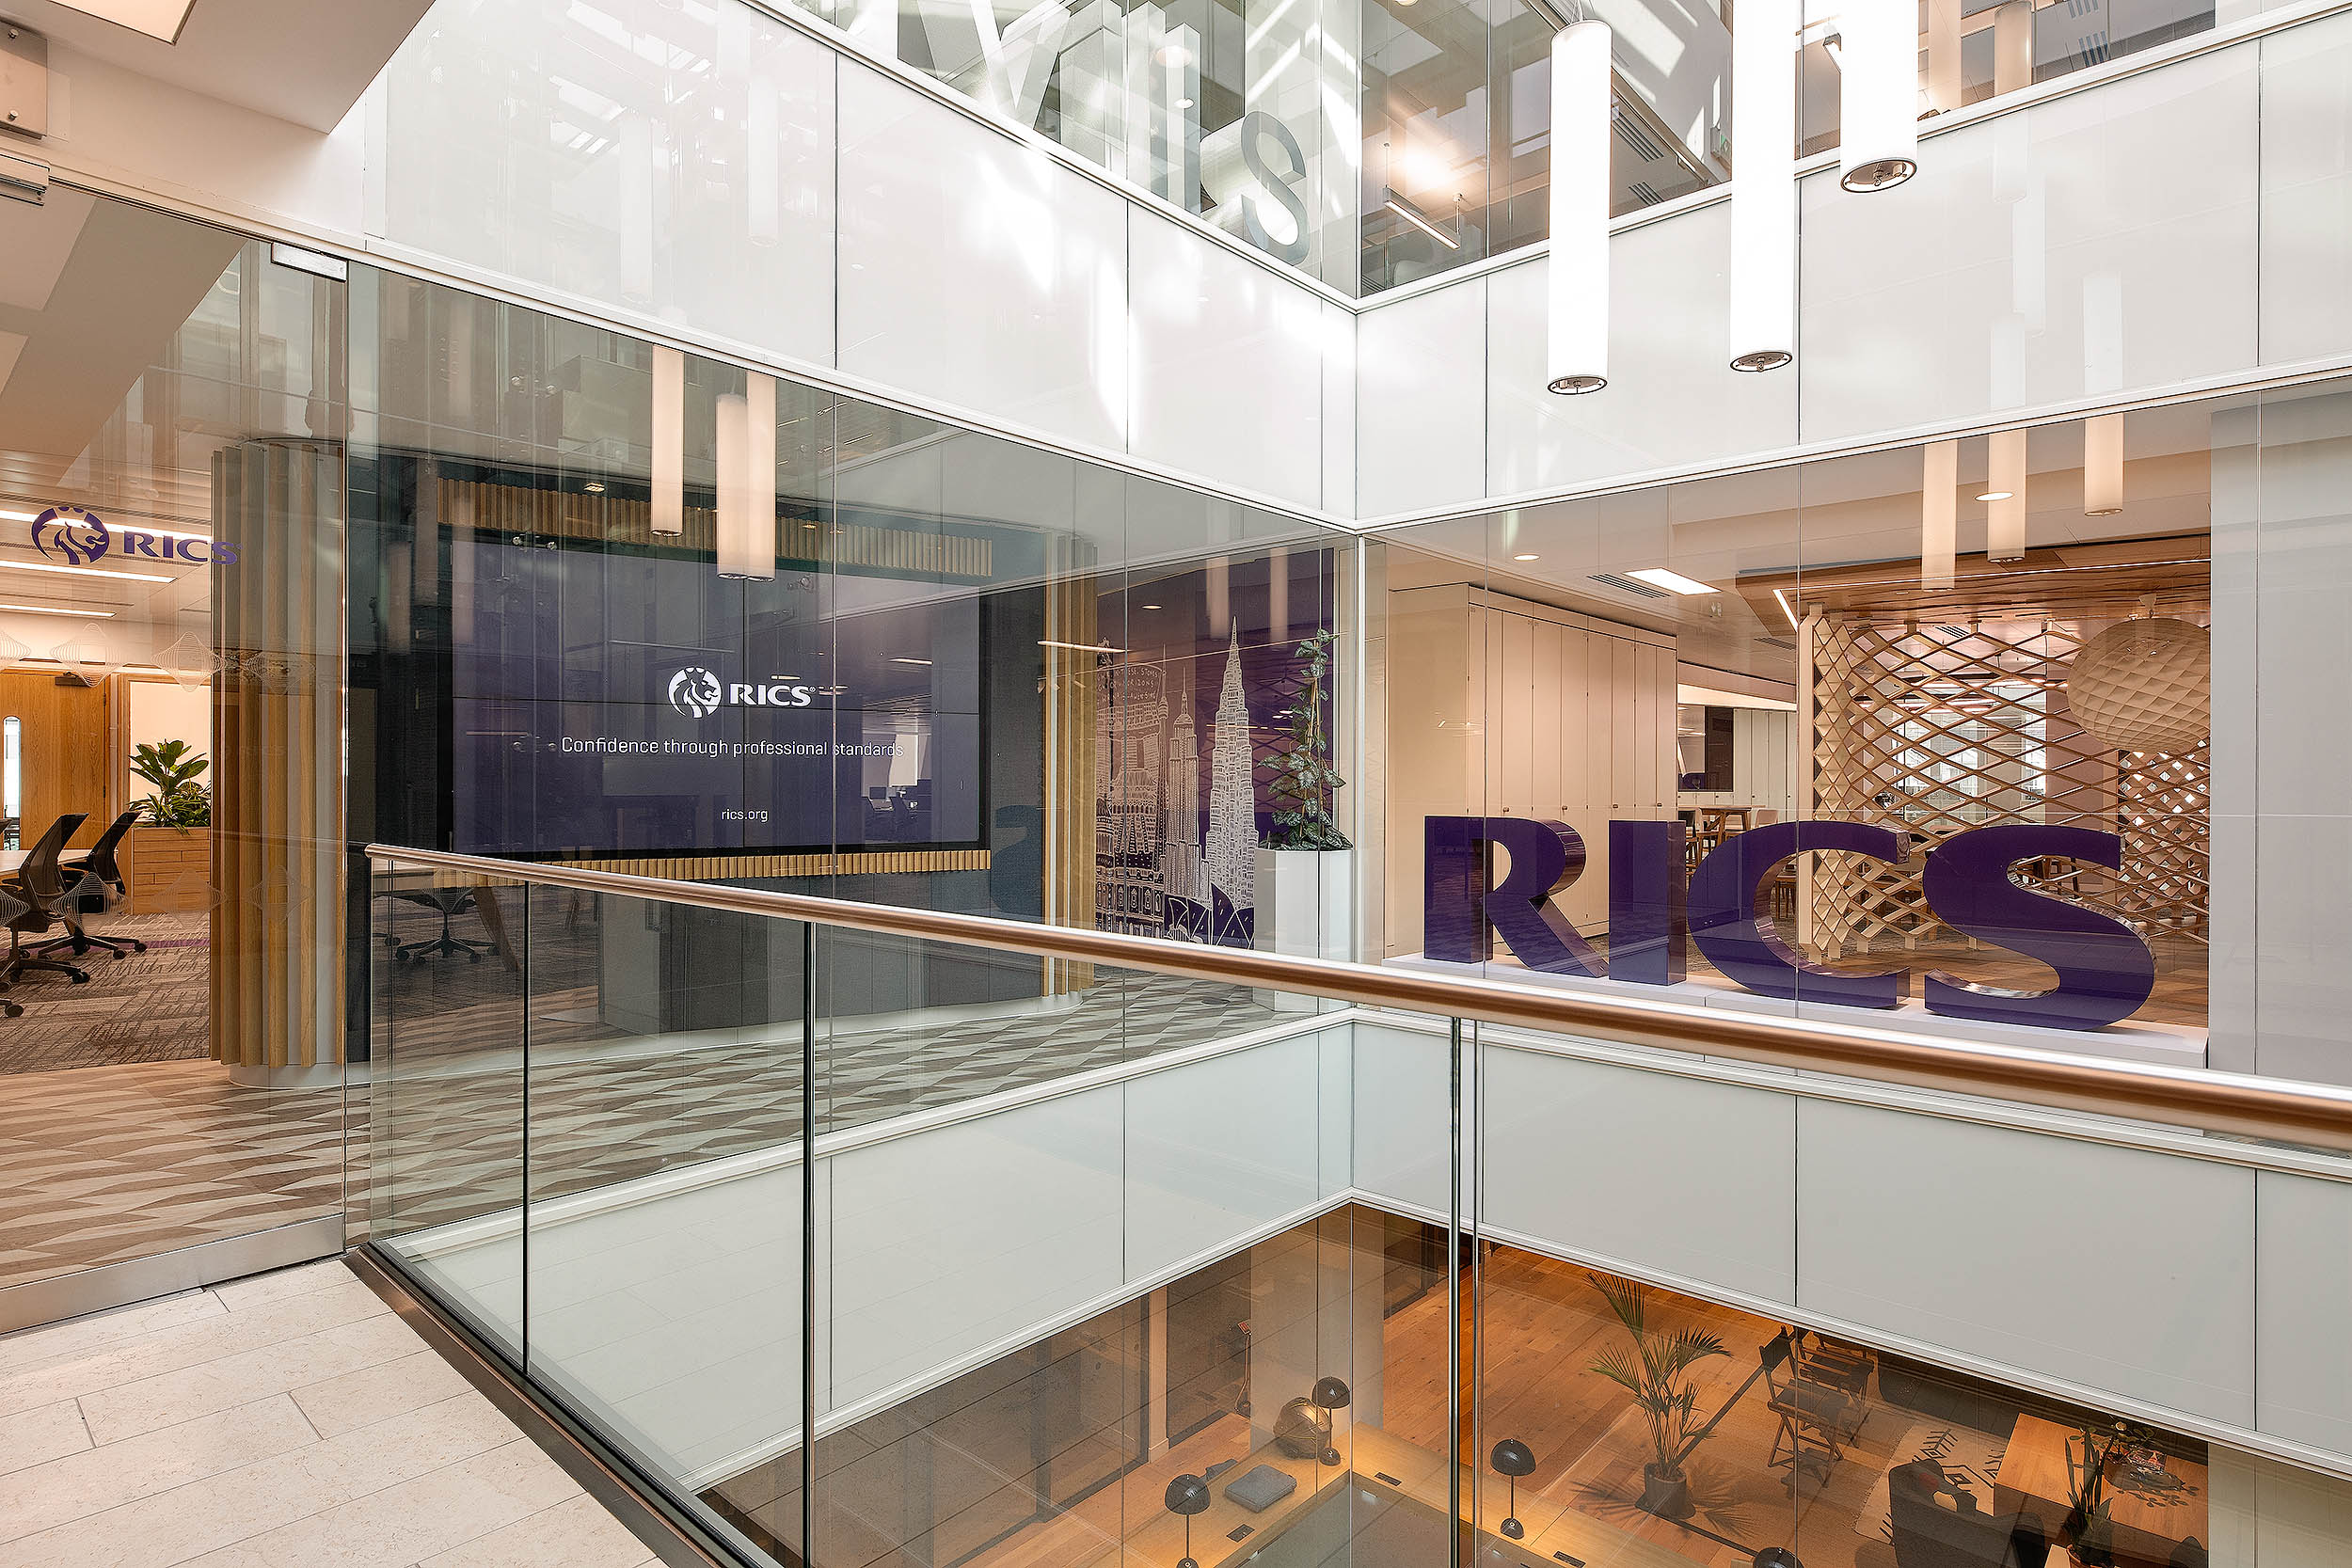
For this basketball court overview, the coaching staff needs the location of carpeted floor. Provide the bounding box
[0,912,213,1074]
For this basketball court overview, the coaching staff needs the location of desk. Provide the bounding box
[1995,1415,2207,1567]
[0,848,90,879]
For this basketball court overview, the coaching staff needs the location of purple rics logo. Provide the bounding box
[29,505,109,566]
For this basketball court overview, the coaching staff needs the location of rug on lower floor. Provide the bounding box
[1855,1420,2010,1541]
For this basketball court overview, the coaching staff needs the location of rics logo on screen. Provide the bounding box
[669,666,725,720]
[662,665,818,718]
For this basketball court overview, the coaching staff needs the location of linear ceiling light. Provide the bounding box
[1922,439,1956,591]
[0,559,171,583]
[1384,194,1461,250]
[54,1,195,44]
[1039,640,1126,655]
[1546,20,1613,395]
[1987,429,2027,562]
[651,345,684,535]
[1727,0,1797,372]
[1772,586,1802,630]
[1838,1,1919,192]
[1625,567,1717,595]
[0,603,112,617]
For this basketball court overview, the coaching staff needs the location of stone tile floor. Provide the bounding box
[0,1258,662,1567]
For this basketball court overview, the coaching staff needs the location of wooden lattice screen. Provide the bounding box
[1803,613,2208,958]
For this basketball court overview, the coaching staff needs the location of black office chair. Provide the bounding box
[0,882,26,1017]
[3,814,91,988]
[30,809,145,961]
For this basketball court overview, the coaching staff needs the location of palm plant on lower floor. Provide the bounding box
[1586,1273,1729,1519]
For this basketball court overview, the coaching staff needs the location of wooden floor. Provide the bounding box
[1381,1247,1899,1568]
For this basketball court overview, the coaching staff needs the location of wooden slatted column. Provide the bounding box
[212,438,347,1079]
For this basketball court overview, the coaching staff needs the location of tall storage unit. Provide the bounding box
[1386,585,1679,957]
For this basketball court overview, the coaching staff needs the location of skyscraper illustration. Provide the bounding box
[1162,661,1207,941]
[1204,623,1257,946]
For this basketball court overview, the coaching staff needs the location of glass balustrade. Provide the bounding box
[364,847,2352,1568]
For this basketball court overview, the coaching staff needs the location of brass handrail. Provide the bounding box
[365,843,2352,1154]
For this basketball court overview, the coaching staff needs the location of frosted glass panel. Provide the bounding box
[376,0,836,366]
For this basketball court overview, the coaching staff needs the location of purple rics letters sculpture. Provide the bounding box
[1423,815,2156,1033]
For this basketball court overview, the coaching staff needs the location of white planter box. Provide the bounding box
[1253,847,1354,1009]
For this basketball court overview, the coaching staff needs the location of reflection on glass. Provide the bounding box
[1380,406,2214,1048]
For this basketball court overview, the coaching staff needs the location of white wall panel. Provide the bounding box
[375,0,835,367]
[2260,13,2352,364]
[1800,45,2258,443]
[1351,1022,1454,1213]
[1122,1036,1325,1279]
[821,1089,1123,1410]
[1127,207,1326,510]
[1486,209,1797,496]
[1357,278,1486,519]
[1482,1045,1797,1303]
[837,63,1128,451]
[1321,301,1359,517]
[1796,1099,2256,1425]
[2254,1172,2352,1457]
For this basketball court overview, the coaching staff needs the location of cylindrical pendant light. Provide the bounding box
[716,372,777,581]
[650,345,684,535]
[1838,0,1919,192]
[1987,428,2026,562]
[1547,20,1613,395]
[715,391,749,578]
[1922,439,1957,591]
[1728,0,1797,372]
[1993,0,2034,96]
[2083,413,2123,515]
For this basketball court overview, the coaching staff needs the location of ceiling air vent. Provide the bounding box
[1755,635,1796,650]
[1934,625,1973,639]
[1591,572,1670,598]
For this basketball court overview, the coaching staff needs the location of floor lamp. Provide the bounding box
[1166,1473,1210,1568]
[1491,1437,1535,1539]
[1310,1376,1351,1465]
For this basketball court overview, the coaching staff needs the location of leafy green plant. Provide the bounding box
[1586,1275,1728,1506]
[1260,629,1352,851]
[132,738,211,830]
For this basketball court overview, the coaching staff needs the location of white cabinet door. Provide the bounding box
[1631,642,1660,818]
[1608,636,1639,817]
[1565,626,1597,815]
[1479,608,1503,816]
[1500,611,1534,816]
[1531,619,1562,819]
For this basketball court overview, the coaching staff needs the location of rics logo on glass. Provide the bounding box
[30,505,109,566]
[669,666,724,720]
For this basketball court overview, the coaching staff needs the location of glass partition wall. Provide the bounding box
[0,188,349,1326]
[1372,397,2256,1064]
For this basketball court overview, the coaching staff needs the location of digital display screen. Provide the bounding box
[446,535,982,857]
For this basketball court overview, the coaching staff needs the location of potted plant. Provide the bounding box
[1586,1274,1728,1521]
[1253,629,1353,995]
[126,738,212,915]
[133,739,211,829]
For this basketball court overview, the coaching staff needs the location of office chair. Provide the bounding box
[2,814,91,988]
[30,810,146,961]
[0,882,25,1017]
